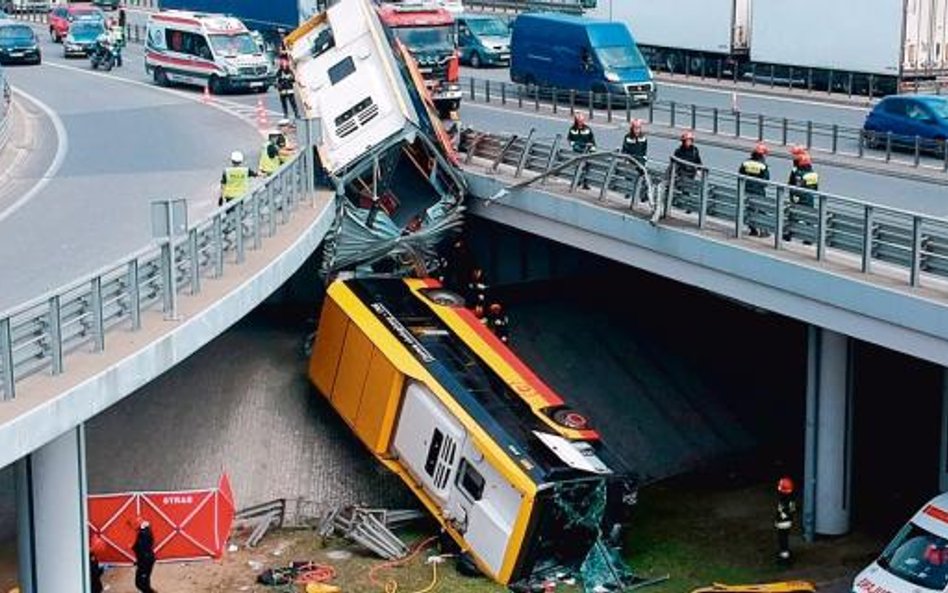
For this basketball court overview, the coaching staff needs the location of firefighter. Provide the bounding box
[133,520,157,593]
[672,130,702,178]
[89,535,105,593]
[775,476,797,565]
[622,119,649,202]
[276,58,301,120]
[486,302,510,344]
[739,142,771,237]
[568,114,596,189]
[258,133,281,176]
[788,151,819,207]
[219,151,258,206]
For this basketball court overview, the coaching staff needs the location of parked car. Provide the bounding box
[862,95,948,155]
[0,21,40,64]
[62,18,103,56]
[91,0,118,9]
[456,13,509,68]
[48,3,103,43]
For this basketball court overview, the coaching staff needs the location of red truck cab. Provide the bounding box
[376,2,461,118]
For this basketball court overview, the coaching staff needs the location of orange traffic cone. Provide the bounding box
[202,85,211,103]
[256,98,269,131]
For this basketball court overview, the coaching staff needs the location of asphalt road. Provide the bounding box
[0,24,268,311]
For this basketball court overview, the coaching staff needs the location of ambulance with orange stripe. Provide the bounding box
[853,494,948,593]
[308,277,638,589]
[144,11,273,94]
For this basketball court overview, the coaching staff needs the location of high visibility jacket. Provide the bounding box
[789,166,819,206]
[621,134,648,162]
[568,126,596,152]
[221,166,250,200]
[739,156,769,195]
[258,142,280,175]
[775,497,796,530]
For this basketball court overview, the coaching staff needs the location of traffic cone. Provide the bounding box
[256,98,269,131]
[202,85,211,104]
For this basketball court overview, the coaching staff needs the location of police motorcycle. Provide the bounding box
[89,35,118,72]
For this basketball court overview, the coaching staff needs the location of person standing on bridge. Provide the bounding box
[568,113,596,189]
[739,142,771,237]
[621,119,648,202]
[219,151,258,206]
[775,476,797,565]
[276,58,301,121]
[783,150,820,244]
[132,520,157,593]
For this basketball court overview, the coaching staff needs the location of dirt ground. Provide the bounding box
[87,466,885,593]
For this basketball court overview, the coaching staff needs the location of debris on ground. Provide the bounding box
[256,561,337,587]
[317,505,425,560]
[233,499,287,549]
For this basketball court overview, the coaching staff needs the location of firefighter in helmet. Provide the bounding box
[775,476,797,564]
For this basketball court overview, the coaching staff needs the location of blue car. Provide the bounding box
[456,14,509,68]
[862,95,948,155]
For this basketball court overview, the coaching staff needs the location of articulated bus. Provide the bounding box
[308,277,637,588]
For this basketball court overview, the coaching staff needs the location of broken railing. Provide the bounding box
[461,129,948,295]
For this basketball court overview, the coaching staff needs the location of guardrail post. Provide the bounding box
[0,318,13,400]
[501,81,506,105]
[514,129,535,178]
[781,118,788,145]
[770,64,776,88]
[788,67,794,91]
[861,206,874,274]
[550,87,558,114]
[816,196,827,261]
[831,125,838,153]
[807,68,813,92]
[625,95,631,123]
[541,135,561,185]
[606,92,613,123]
[716,58,723,81]
[691,104,697,131]
[518,84,523,109]
[827,70,834,95]
[469,78,475,101]
[712,107,719,135]
[213,213,224,277]
[587,90,594,119]
[736,177,746,237]
[806,121,813,149]
[252,192,262,250]
[568,89,575,114]
[885,131,893,162]
[858,131,865,158]
[670,101,676,128]
[698,168,709,229]
[914,136,921,167]
[757,114,764,141]
[126,259,141,331]
[750,63,756,86]
[943,142,948,171]
[775,186,786,248]
[911,216,922,287]
[485,79,491,103]
[188,228,200,295]
[90,277,104,352]
[235,203,246,264]
[648,99,654,124]
[48,295,63,375]
[735,111,741,138]
[847,72,854,97]
[534,85,540,111]
[868,75,875,97]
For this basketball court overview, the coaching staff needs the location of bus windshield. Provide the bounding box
[595,45,646,70]
[878,522,948,591]
[208,32,258,57]
[391,25,453,53]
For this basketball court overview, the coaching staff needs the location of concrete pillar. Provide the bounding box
[15,426,89,593]
[803,326,852,539]
[940,368,948,492]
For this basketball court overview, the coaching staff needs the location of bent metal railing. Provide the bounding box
[461,128,948,295]
[0,150,315,401]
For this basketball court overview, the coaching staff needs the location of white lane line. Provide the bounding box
[658,80,872,113]
[0,88,68,224]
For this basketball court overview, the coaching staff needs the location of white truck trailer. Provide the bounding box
[590,0,948,94]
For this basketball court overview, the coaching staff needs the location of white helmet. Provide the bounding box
[230,151,244,164]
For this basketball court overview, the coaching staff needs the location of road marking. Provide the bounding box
[0,88,68,224]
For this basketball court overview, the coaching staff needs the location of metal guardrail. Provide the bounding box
[0,70,12,157]
[461,129,948,295]
[0,151,316,401]
[462,76,948,173]
[463,0,584,14]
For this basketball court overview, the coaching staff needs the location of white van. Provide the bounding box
[144,11,273,94]
[854,493,948,593]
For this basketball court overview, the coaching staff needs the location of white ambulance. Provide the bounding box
[144,11,273,94]
[853,493,948,593]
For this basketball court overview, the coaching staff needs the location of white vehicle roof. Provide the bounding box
[910,492,948,537]
[148,10,249,35]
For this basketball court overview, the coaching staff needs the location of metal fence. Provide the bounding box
[461,129,948,294]
[462,77,948,173]
[0,150,316,401]
[463,0,585,14]
[0,69,12,157]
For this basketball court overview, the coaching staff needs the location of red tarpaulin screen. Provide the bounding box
[87,474,235,564]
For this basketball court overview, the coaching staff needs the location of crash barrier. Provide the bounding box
[88,474,235,564]
[463,0,585,14]
[0,150,313,401]
[0,71,12,158]
[462,76,948,173]
[461,129,948,295]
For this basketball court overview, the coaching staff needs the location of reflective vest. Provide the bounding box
[800,171,819,190]
[258,143,279,176]
[221,166,250,200]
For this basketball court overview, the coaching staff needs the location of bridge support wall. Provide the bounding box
[16,425,89,593]
[803,327,852,539]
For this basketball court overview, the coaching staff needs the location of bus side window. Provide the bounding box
[457,458,485,501]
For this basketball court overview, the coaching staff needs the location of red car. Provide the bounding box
[48,3,104,43]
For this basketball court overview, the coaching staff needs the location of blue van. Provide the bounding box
[510,13,654,103]
[456,13,510,68]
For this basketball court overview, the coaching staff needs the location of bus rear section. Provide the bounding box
[308,277,639,589]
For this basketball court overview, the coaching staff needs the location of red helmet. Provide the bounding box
[777,477,794,494]
[790,145,806,156]
[631,118,644,130]
[574,113,586,126]
[753,142,769,156]
[681,130,695,142]
[797,152,812,167]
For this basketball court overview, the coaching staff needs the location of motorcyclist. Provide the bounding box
[107,18,124,67]
[91,30,114,69]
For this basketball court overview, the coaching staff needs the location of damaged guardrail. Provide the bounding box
[0,151,315,401]
[462,128,948,295]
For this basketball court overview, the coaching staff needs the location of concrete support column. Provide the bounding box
[940,368,948,492]
[15,425,89,593]
[803,326,853,540]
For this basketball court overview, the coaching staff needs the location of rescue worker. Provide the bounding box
[258,133,281,177]
[672,131,702,210]
[783,150,819,244]
[738,142,771,237]
[775,477,796,565]
[133,519,157,593]
[273,122,297,163]
[485,302,510,344]
[464,267,489,309]
[89,535,105,593]
[108,18,124,67]
[568,113,596,189]
[621,119,649,202]
[276,58,301,120]
[219,151,258,206]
